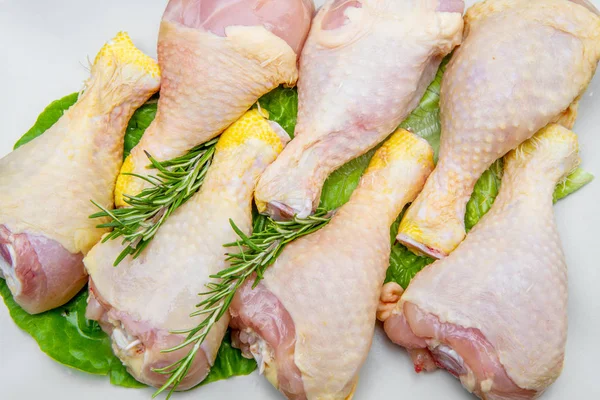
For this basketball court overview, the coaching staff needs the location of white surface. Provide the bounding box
[0,0,599,399]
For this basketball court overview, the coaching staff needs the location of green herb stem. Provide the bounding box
[90,138,218,266]
[153,209,332,398]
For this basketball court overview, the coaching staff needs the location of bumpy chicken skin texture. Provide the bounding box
[383,124,580,400]
[0,33,160,314]
[85,111,288,390]
[231,129,434,400]
[398,0,600,259]
[115,0,313,206]
[254,0,464,220]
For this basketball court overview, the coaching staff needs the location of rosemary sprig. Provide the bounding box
[152,209,332,398]
[90,138,218,266]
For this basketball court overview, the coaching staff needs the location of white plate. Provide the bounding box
[1,1,599,399]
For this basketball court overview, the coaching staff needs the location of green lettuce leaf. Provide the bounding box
[465,160,503,232]
[399,58,448,161]
[385,216,434,289]
[201,332,257,386]
[554,167,594,202]
[124,99,158,158]
[386,245,434,289]
[13,93,79,149]
[382,70,447,286]
[0,280,143,388]
[320,150,375,211]
[256,86,299,137]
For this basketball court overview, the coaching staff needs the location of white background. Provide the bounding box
[0,1,599,399]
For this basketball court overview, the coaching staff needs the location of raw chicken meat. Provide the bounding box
[570,0,600,14]
[85,110,289,390]
[115,0,314,206]
[230,129,434,400]
[0,33,160,314]
[253,0,464,220]
[398,0,600,259]
[380,124,580,400]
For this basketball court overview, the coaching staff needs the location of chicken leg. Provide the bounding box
[253,0,464,220]
[381,124,580,400]
[398,0,600,259]
[0,33,160,314]
[115,0,314,206]
[230,129,434,400]
[84,110,289,389]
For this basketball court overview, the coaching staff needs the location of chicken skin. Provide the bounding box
[254,0,464,220]
[0,33,160,314]
[381,124,580,400]
[115,0,314,206]
[398,0,600,258]
[85,110,289,390]
[230,129,434,400]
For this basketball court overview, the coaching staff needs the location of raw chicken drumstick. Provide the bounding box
[398,0,600,259]
[380,124,580,400]
[115,0,314,205]
[230,129,434,400]
[85,110,289,389]
[254,0,464,220]
[0,33,160,314]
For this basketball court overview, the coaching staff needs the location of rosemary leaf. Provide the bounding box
[154,208,332,397]
[90,138,218,266]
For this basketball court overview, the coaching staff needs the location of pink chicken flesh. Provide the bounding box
[164,0,314,54]
[380,124,580,400]
[0,227,84,314]
[115,0,314,205]
[231,129,434,400]
[253,0,464,220]
[397,0,600,259]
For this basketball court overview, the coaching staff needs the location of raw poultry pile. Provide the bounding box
[1,1,599,400]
